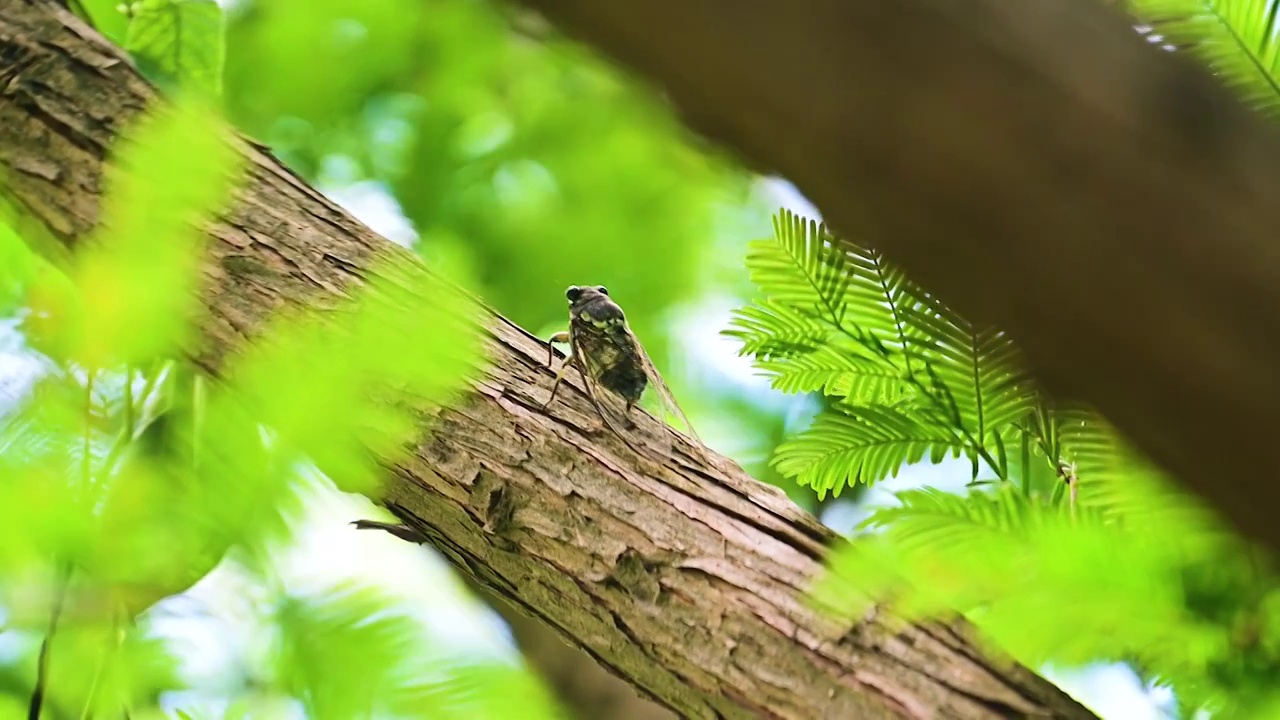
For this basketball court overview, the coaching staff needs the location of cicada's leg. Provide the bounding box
[542,331,574,409]
[544,352,575,410]
[546,330,570,368]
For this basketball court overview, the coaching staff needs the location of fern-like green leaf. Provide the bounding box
[726,210,930,406]
[744,210,854,324]
[742,209,923,349]
[905,298,1037,454]
[865,485,1052,535]
[773,403,963,497]
[1124,0,1280,114]
[275,582,563,720]
[858,484,1109,554]
[756,345,908,402]
[723,299,831,359]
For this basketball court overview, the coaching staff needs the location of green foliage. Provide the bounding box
[0,88,554,717]
[813,476,1280,716]
[1122,0,1280,114]
[772,404,962,494]
[27,0,780,716]
[0,222,36,315]
[223,258,482,497]
[124,0,227,98]
[273,583,562,720]
[73,98,240,368]
[725,210,1037,497]
[72,0,132,48]
[730,209,1280,716]
[214,0,754,359]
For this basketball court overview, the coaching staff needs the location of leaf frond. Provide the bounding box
[1124,0,1280,115]
[904,296,1037,455]
[773,403,963,497]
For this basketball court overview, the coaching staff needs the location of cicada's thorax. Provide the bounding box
[570,295,648,405]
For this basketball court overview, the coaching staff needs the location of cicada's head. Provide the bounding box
[565,285,625,325]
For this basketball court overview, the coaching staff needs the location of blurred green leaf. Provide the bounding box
[274,582,564,720]
[2,1,780,717]
[72,0,133,47]
[125,0,226,98]
[225,258,483,495]
[0,220,36,315]
[224,0,424,126]
[72,98,242,368]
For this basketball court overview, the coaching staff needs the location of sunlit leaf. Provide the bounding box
[125,0,227,98]
[225,258,482,494]
[773,404,963,497]
[1122,0,1280,116]
[274,583,563,720]
[73,99,242,368]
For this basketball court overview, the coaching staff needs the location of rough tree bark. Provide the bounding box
[508,0,1280,559]
[0,1,1097,718]
[460,575,675,720]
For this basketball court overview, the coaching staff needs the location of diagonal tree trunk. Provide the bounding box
[0,1,1096,717]
[459,574,676,720]
[509,0,1280,559]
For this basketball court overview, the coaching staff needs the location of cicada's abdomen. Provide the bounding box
[597,351,648,406]
[570,288,649,407]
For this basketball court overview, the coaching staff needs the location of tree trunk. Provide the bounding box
[508,0,1280,559]
[460,575,676,720]
[0,1,1097,718]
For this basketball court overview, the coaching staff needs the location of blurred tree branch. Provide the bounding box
[509,0,1280,557]
[0,1,1097,717]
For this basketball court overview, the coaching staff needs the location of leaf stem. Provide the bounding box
[1020,428,1031,497]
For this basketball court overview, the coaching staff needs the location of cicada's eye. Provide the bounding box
[565,285,582,302]
[597,285,609,296]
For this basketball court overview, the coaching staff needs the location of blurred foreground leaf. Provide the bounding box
[125,0,227,98]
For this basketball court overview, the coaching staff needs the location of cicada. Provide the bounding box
[543,285,700,448]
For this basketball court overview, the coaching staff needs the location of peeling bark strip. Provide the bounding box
[510,0,1280,559]
[0,2,1096,718]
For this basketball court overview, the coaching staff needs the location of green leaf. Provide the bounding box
[812,475,1280,716]
[773,403,963,497]
[723,298,831,359]
[73,98,242,367]
[859,485,1075,547]
[742,208,922,349]
[725,210,926,407]
[125,0,226,98]
[0,219,37,314]
[72,0,133,47]
[744,211,853,322]
[820,486,1192,649]
[1122,0,1280,115]
[274,582,564,720]
[904,297,1037,453]
[756,345,908,402]
[225,258,483,495]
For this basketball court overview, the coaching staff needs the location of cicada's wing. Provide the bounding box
[628,326,700,443]
[569,328,646,455]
